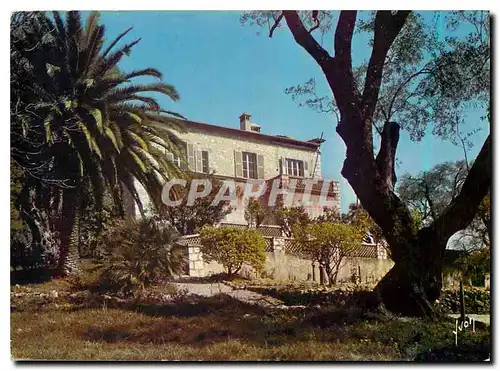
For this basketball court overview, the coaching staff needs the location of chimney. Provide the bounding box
[239,113,252,131]
[239,113,261,133]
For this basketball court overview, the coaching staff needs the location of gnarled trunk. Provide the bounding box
[281,11,490,317]
[374,231,446,317]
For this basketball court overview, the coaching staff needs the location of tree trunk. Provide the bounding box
[57,188,81,276]
[282,10,491,317]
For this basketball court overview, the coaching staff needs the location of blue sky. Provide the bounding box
[97,11,489,213]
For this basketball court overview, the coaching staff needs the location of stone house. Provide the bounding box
[122,113,395,283]
[127,113,341,224]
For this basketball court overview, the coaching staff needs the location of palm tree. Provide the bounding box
[11,11,187,274]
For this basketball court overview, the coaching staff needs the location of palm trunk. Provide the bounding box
[57,188,81,275]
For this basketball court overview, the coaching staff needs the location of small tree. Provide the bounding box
[199,226,266,277]
[244,198,266,228]
[301,221,364,285]
[275,205,311,237]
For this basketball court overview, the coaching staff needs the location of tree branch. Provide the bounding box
[269,12,284,38]
[427,134,491,242]
[334,11,357,68]
[283,11,332,67]
[361,11,411,121]
[423,183,438,221]
[375,121,400,192]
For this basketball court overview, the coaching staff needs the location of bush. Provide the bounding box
[10,219,58,272]
[437,288,490,314]
[96,217,186,295]
[200,226,266,277]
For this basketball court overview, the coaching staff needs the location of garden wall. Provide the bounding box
[177,234,394,285]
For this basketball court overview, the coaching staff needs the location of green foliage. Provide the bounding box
[97,217,186,295]
[12,11,185,212]
[11,11,187,273]
[276,11,489,144]
[275,205,310,238]
[244,198,266,228]
[241,11,334,38]
[77,181,116,258]
[10,226,58,271]
[200,226,266,276]
[398,160,468,225]
[159,175,232,235]
[398,161,489,249]
[342,204,384,243]
[409,208,423,234]
[319,204,386,245]
[459,248,490,285]
[301,222,364,284]
[10,160,24,231]
[437,288,490,314]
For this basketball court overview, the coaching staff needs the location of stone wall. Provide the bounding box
[178,235,394,285]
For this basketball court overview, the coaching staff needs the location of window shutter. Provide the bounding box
[187,143,195,170]
[280,157,287,175]
[304,160,309,178]
[257,154,265,179]
[234,151,243,178]
[207,149,213,173]
[195,150,203,172]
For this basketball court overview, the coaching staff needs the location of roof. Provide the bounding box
[183,119,322,150]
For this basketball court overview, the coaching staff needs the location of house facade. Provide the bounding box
[128,113,341,225]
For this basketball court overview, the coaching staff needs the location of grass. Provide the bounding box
[11,262,491,361]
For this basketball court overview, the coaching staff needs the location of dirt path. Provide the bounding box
[171,282,288,309]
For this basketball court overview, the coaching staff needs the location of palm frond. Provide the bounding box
[102,26,132,57]
[122,68,163,80]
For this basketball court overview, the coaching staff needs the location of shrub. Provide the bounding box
[10,217,59,272]
[244,198,266,228]
[159,175,232,235]
[97,217,186,295]
[200,226,266,277]
[437,288,490,314]
[300,221,364,285]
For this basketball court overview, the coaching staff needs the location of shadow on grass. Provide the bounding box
[133,294,270,318]
[81,297,321,347]
[11,268,58,285]
[76,293,490,361]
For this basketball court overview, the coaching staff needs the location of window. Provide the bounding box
[172,153,182,168]
[286,159,304,177]
[242,152,257,179]
[169,141,187,170]
[201,150,209,173]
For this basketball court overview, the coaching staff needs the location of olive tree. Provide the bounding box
[242,11,490,316]
[300,221,364,285]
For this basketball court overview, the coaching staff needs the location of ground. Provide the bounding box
[10,261,491,361]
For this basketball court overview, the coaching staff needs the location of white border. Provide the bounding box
[2,3,497,370]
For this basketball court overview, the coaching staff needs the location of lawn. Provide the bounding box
[10,265,491,361]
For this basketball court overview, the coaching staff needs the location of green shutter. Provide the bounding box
[257,154,264,179]
[234,151,243,178]
[187,143,195,170]
[195,150,203,172]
